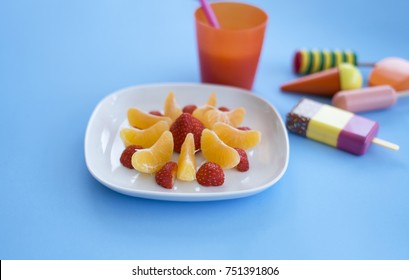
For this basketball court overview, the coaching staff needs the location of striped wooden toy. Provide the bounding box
[293,49,372,75]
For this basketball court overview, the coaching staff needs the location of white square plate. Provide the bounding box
[84,83,289,201]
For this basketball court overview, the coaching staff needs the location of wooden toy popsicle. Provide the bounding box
[332,85,409,113]
[293,49,375,75]
[286,98,399,155]
[281,63,363,96]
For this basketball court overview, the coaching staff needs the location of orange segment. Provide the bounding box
[120,120,170,148]
[212,122,261,150]
[177,133,196,181]
[207,92,217,107]
[192,104,215,125]
[128,107,172,129]
[190,93,217,124]
[164,91,182,121]
[203,107,246,129]
[131,131,174,174]
[200,129,240,169]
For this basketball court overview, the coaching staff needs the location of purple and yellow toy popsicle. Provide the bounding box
[286,98,399,155]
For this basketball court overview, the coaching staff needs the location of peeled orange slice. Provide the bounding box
[202,107,246,129]
[207,92,217,107]
[212,122,261,150]
[192,104,215,125]
[191,93,217,124]
[120,120,170,148]
[128,107,172,129]
[164,91,182,121]
[200,129,240,169]
[131,131,174,174]
[177,133,196,181]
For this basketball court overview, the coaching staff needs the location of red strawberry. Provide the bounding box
[237,126,251,131]
[170,113,205,153]
[120,145,143,169]
[196,162,224,186]
[234,148,249,172]
[149,110,163,116]
[155,162,178,189]
[182,104,197,114]
[218,106,230,112]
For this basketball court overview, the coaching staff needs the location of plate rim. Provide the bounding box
[84,82,290,201]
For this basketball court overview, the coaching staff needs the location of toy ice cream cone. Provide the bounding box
[281,63,363,96]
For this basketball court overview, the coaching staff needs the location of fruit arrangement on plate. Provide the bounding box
[119,92,261,189]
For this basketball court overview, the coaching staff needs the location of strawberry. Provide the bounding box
[182,104,197,115]
[218,106,230,112]
[155,161,178,189]
[196,162,224,186]
[170,113,205,153]
[120,145,143,169]
[234,148,249,172]
[149,110,163,116]
[237,126,251,131]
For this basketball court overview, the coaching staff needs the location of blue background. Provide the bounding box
[1,0,408,259]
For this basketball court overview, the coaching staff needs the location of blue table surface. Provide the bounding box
[1,0,408,260]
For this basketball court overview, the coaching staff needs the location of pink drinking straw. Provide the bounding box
[199,0,220,28]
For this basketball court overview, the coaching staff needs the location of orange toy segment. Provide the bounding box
[203,107,246,128]
[200,129,240,169]
[280,67,341,96]
[369,57,409,91]
[120,120,170,148]
[164,91,183,121]
[131,131,174,174]
[128,107,172,129]
[212,122,261,150]
[177,133,196,181]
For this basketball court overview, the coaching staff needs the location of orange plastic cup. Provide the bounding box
[195,2,268,90]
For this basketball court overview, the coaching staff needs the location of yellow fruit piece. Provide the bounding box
[120,120,170,148]
[128,107,172,129]
[212,122,261,150]
[207,92,217,107]
[200,129,240,169]
[190,92,217,124]
[203,107,246,129]
[131,131,174,174]
[177,133,196,181]
[164,91,182,121]
[192,104,215,125]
